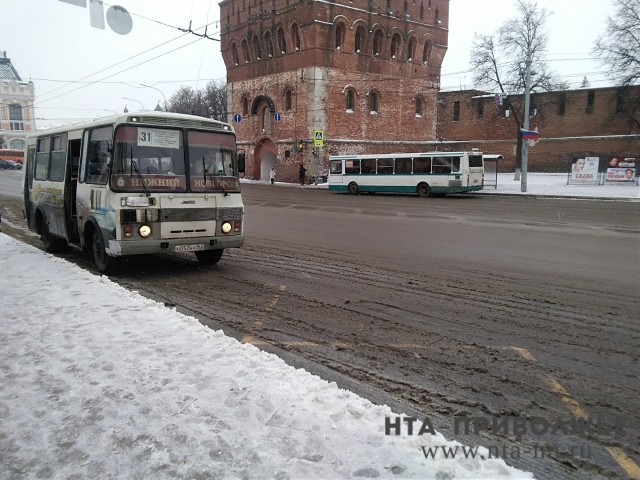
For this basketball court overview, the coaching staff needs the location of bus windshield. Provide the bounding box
[187,130,237,192]
[112,125,186,192]
[111,126,239,193]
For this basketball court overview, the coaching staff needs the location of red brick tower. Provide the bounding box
[219,0,449,182]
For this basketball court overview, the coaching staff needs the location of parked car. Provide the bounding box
[0,159,22,170]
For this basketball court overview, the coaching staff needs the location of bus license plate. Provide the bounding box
[175,244,204,252]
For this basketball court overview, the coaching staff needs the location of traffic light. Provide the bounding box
[297,140,305,152]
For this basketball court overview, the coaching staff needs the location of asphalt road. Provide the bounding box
[1,177,639,480]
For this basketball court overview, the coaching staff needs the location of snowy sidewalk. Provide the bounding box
[0,235,533,479]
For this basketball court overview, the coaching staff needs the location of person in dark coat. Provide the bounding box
[299,163,307,185]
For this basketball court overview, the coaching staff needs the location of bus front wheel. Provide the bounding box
[348,182,359,195]
[417,182,431,198]
[195,249,224,265]
[41,220,65,253]
[92,229,114,274]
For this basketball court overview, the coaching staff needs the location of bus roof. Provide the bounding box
[26,111,235,140]
[329,151,482,160]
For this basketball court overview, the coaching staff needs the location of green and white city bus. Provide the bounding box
[328,151,484,196]
[23,111,246,273]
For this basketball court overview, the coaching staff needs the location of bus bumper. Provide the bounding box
[106,235,244,257]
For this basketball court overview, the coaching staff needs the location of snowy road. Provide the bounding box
[1,185,638,480]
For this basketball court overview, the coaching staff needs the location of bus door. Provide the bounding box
[23,145,36,230]
[64,138,82,244]
[467,153,484,187]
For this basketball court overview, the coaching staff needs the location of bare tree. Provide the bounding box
[594,0,640,87]
[167,81,227,120]
[470,0,566,175]
[594,0,640,128]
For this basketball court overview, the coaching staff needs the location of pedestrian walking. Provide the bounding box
[270,166,276,184]
[299,163,306,185]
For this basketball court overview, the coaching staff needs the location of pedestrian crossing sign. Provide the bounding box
[314,130,324,147]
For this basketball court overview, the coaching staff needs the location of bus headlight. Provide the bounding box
[138,225,152,237]
[221,221,232,234]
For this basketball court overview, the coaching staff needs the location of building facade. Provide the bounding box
[219,0,449,182]
[436,86,640,172]
[0,51,36,150]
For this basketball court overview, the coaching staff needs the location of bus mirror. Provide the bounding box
[237,151,246,173]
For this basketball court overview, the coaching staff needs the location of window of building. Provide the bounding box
[373,30,384,57]
[616,88,627,113]
[242,96,249,115]
[586,90,595,114]
[453,101,460,121]
[261,106,271,134]
[252,36,262,60]
[390,33,401,59]
[285,89,292,110]
[242,39,250,63]
[335,23,345,50]
[415,96,423,117]
[10,139,25,150]
[265,32,274,57]
[422,40,432,65]
[8,104,24,131]
[406,37,416,62]
[369,91,379,113]
[355,26,365,53]
[557,93,566,116]
[420,2,424,19]
[346,89,355,112]
[277,27,287,54]
[476,98,484,119]
[292,24,301,51]
[231,44,239,65]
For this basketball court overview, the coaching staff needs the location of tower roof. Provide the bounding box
[0,52,23,82]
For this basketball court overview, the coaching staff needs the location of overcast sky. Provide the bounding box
[3,0,617,128]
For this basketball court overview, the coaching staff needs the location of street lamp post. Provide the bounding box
[140,84,167,111]
[521,45,533,193]
[122,97,146,111]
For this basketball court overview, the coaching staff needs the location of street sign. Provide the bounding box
[274,113,281,122]
[234,114,242,123]
[314,130,324,147]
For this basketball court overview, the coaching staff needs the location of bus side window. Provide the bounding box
[395,158,411,174]
[414,158,431,174]
[361,159,375,174]
[332,160,345,174]
[451,157,461,172]
[85,127,112,185]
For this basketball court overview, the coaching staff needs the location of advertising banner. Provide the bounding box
[606,158,637,183]
[569,157,599,184]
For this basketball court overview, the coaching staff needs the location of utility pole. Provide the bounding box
[521,44,533,193]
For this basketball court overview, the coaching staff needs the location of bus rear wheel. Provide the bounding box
[195,249,224,265]
[92,229,114,274]
[417,182,431,197]
[348,182,359,195]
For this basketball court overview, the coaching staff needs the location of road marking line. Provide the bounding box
[509,347,636,476]
[512,346,537,362]
[545,376,589,419]
[242,285,287,341]
[606,447,640,480]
